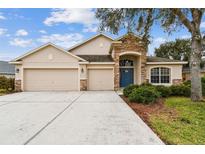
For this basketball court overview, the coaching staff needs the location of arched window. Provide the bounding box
[119,59,133,67]
[151,67,170,84]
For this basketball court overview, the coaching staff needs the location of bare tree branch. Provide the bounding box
[191,9,203,29]
[172,9,194,32]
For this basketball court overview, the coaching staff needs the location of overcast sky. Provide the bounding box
[0,8,205,61]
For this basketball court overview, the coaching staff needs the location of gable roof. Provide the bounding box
[68,33,114,51]
[77,55,114,62]
[147,56,187,64]
[10,42,87,62]
[0,61,15,75]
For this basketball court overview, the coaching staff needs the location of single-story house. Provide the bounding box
[10,33,187,91]
[0,61,15,78]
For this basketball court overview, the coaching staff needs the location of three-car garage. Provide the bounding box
[11,43,115,92]
[23,68,114,91]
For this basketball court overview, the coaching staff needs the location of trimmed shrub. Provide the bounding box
[128,86,160,104]
[123,84,139,97]
[170,84,191,97]
[140,82,153,87]
[155,85,171,97]
[0,76,8,89]
[183,80,191,87]
[0,89,7,93]
[0,76,15,92]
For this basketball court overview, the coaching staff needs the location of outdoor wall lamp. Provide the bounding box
[81,68,84,73]
[16,68,20,73]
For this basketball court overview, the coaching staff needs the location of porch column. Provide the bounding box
[112,42,122,90]
[79,64,87,91]
[140,51,147,83]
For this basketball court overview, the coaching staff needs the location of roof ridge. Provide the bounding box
[68,33,114,51]
[147,56,187,63]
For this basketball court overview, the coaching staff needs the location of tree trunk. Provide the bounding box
[190,35,203,101]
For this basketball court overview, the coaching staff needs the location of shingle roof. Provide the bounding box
[77,55,114,62]
[77,55,186,63]
[0,61,15,75]
[147,56,184,62]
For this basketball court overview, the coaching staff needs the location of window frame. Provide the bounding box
[150,67,171,85]
[119,59,134,67]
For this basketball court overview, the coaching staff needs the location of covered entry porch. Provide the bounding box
[119,52,141,88]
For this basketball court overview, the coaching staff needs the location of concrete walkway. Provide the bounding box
[0,91,163,145]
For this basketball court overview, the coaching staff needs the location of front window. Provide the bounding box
[120,59,133,67]
[151,67,170,84]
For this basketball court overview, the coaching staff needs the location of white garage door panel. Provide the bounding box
[88,69,114,90]
[24,69,78,91]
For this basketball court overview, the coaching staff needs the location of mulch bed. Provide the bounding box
[120,95,177,126]
[120,95,178,145]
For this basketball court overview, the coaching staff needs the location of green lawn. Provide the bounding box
[150,97,205,144]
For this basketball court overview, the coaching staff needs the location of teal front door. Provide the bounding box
[120,68,134,87]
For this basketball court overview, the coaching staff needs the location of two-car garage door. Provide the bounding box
[24,69,78,91]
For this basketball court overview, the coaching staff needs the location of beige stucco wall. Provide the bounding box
[22,45,79,68]
[79,64,87,79]
[70,36,113,55]
[15,65,22,80]
[15,45,81,91]
[87,64,114,69]
[146,64,183,85]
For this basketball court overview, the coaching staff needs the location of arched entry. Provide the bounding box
[119,59,134,87]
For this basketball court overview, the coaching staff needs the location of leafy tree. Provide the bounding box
[155,39,191,62]
[96,9,155,50]
[96,8,205,101]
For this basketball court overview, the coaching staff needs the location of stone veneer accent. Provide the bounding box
[172,79,182,85]
[80,79,87,91]
[15,80,22,92]
[112,33,147,90]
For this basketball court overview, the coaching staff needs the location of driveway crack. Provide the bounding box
[23,92,84,145]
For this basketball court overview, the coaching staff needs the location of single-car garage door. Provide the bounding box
[24,69,78,91]
[88,69,114,90]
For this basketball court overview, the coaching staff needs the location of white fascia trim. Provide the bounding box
[9,61,22,64]
[89,62,115,64]
[150,83,172,86]
[119,51,142,56]
[11,42,87,62]
[146,62,188,65]
[23,67,79,69]
[68,33,114,51]
[80,78,87,80]
[87,67,114,69]
[79,61,89,64]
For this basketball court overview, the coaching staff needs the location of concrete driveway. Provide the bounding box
[0,91,163,145]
